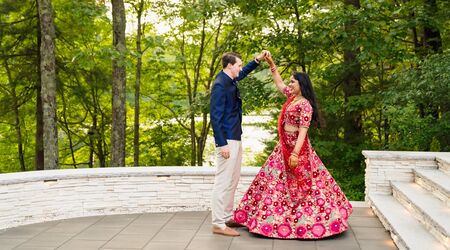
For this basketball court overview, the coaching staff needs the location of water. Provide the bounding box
[203,116,276,166]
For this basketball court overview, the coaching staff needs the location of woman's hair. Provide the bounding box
[292,71,324,128]
[221,52,242,68]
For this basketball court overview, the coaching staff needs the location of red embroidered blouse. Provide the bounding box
[282,87,313,128]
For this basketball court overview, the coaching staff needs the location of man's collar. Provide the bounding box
[222,70,233,80]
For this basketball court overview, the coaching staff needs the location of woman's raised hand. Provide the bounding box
[265,53,275,67]
[256,50,270,62]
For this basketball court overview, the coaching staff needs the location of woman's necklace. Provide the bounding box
[292,95,303,102]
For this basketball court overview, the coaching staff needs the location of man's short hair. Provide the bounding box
[221,52,242,68]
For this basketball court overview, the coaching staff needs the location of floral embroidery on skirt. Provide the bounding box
[233,132,352,239]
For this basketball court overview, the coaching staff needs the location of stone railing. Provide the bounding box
[0,167,260,230]
[363,150,449,200]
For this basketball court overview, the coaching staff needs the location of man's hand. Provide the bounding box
[256,50,270,62]
[219,145,230,159]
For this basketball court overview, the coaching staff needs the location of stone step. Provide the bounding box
[368,194,446,250]
[392,181,450,249]
[437,156,450,176]
[414,169,450,206]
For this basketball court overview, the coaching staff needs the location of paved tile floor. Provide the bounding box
[0,207,397,250]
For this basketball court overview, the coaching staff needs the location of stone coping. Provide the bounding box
[0,165,367,230]
[0,166,260,185]
[436,155,450,164]
[0,167,262,230]
[362,150,449,161]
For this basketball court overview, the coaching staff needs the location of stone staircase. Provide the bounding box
[364,152,450,250]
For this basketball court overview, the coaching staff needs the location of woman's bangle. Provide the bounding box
[291,152,298,157]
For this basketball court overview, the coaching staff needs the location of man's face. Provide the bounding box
[228,57,243,79]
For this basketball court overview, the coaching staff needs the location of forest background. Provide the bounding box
[1,0,449,200]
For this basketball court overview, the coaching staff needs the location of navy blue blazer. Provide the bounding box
[210,60,259,147]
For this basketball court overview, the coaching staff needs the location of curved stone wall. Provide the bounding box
[0,167,259,230]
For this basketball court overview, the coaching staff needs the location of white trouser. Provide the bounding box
[211,140,242,229]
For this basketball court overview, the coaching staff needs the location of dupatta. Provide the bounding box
[278,96,296,166]
[278,96,311,174]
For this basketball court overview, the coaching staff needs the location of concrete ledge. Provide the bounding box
[437,156,450,175]
[0,166,366,231]
[0,167,260,185]
[362,151,449,161]
[436,155,450,164]
[0,167,259,230]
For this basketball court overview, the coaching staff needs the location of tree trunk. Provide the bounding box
[423,0,442,53]
[293,3,306,72]
[35,0,44,170]
[37,0,58,169]
[416,0,441,150]
[180,32,196,166]
[384,118,389,147]
[99,111,108,167]
[3,60,26,171]
[197,18,223,166]
[87,72,107,168]
[60,93,77,168]
[36,78,45,170]
[190,117,196,166]
[95,113,107,168]
[90,110,98,168]
[14,89,26,172]
[110,0,127,167]
[378,62,389,148]
[133,0,144,166]
[197,113,211,166]
[411,12,421,55]
[36,75,45,170]
[88,130,94,168]
[343,0,362,146]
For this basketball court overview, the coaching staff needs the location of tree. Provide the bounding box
[2,59,26,171]
[110,0,127,167]
[37,0,58,169]
[130,0,145,166]
[35,0,44,170]
[0,1,36,172]
[155,0,239,166]
[342,0,362,147]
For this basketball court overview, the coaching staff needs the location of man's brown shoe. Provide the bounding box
[225,219,243,228]
[212,226,240,236]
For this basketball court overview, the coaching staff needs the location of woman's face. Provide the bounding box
[288,75,301,96]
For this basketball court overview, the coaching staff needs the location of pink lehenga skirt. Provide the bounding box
[233,133,352,239]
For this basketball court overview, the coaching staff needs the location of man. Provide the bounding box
[210,51,267,236]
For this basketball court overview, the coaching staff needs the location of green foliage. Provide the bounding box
[127,122,191,166]
[385,52,450,151]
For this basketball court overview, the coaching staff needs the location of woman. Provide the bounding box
[233,55,352,239]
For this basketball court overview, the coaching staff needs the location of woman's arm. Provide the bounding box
[288,100,314,168]
[288,127,308,168]
[265,54,286,93]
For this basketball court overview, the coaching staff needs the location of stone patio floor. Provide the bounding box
[0,207,397,250]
